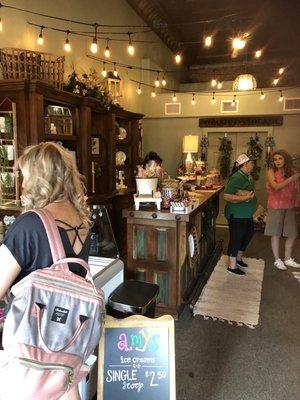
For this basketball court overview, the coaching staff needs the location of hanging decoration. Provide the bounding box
[265,136,276,167]
[200,136,209,161]
[63,69,114,109]
[246,133,263,180]
[218,135,233,179]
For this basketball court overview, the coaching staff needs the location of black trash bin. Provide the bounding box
[107,280,159,318]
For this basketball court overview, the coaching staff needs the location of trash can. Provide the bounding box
[107,280,159,318]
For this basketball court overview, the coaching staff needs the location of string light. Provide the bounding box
[172,93,177,102]
[127,34,135,56]
[101,63,107,77]
[255,49,262,58]
[273,78,279,85]
[211,92,216,104]
[232,36,246,50]
[151,89,156,98]
[154,72,160,87]
[231,94,236,106]
[104,39,111,58]
[278,67,285,75]
[113,63,118,77]
[191,93,196,105]
[175,53,181,64]
[211,78,217,87]
[217,82,223,89]
[137,83,142,95]
[64,31,71,52]
[37,26,44,45]
[161,74,167,86]
[260,90,265,100]
[0,18,3,32]
[279,90,284,102]
[204,35,212,47]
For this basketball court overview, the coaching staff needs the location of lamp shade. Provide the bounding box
[183,135,199,153]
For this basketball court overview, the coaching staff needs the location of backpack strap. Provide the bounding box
[31,208,66,263]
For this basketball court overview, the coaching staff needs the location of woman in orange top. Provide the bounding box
[265,150,300,270]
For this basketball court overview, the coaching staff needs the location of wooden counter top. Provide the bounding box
[122,187,223,222]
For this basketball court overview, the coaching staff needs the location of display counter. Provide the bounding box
[122,187,223,318]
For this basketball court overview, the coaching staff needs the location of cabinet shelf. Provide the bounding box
[45,134,77,142]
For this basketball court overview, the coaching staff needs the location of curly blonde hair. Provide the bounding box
[17,142,90,226]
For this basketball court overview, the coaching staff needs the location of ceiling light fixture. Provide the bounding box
[37,26,44,45]
[260,90,265,100]
[172,93,177,102]
[217,82,223,89]
[279,90,284,102]
[161,73,167,86]
[191,93,195,105]
[137,83,142,95]
[64,31,71,52]
[211,78,217,87]
[211,92,216,104]
[151,90,156,98]
[104,39,110,58]
[127,33,135,56]
[175,53,182,64]
[233,73,257,91]
[278,67,285,75]
[154,72,160,87]
[273,78,279,85]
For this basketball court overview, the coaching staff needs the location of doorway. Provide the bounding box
[206,131,268,225]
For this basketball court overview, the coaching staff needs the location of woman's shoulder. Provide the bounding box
[6,211,44,234]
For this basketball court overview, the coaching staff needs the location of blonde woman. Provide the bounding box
[0,142,91,400]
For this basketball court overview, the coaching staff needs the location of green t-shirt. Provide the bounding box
[224,170,257,219]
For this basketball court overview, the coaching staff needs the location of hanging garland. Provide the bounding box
[247,133,263,180]
[218,136,233,179]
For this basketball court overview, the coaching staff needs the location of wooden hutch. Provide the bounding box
[123,188,222,318]
[0,79,143,256]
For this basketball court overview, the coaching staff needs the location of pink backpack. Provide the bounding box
[1,208,105,400]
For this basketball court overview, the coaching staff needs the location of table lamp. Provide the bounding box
[183,135,199,173]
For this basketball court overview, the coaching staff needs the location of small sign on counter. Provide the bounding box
[97,315,176,400]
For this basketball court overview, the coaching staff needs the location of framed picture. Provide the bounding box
[91,137,100,155]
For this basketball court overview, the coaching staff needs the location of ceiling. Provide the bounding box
[127,0,300,88]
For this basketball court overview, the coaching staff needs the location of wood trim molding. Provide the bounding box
[199,115,283,127]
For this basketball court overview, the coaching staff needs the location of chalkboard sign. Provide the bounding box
[97,315,176,400]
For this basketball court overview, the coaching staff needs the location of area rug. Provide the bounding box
[193,255,265,329]
[291,271,300,283]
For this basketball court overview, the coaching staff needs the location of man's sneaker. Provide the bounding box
[227,267,245,275]
[236,259,248,268]
[284,258,300,268]
[274,259,287,270]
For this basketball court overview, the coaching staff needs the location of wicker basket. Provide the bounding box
[0,48,65,89]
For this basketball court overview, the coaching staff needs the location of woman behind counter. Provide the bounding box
[224,154,256,275]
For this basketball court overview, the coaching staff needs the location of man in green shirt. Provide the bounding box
[224,154,257,275]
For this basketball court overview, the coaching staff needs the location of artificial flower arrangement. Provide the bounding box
[64,68,114,110]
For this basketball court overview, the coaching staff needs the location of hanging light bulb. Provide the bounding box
[161,74,167,86]
[64,31,71,52]
[113,63,118,77]
[278,67,285,75]
[0,18,3,32]
[151,90,156,98]
[90,25,98,54]
[101,63,107,78]
[204,35,212,47]
[175,53,181,64]
[37,26,44,45]
[137,83,142,95]
[172,93,177,102]
[232,36,246,50]
[273,78,279,85]
[104,39,111,58]
[255,49,262,58]
[260,90,265,100]
[231,94,236,106]
[279,90,284,102]
[127,34,135,56]
[211,92,216,104]
[154,72,160,87]
[191,93,196,105]
[217,82,223,89]
[211,78,217,87]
